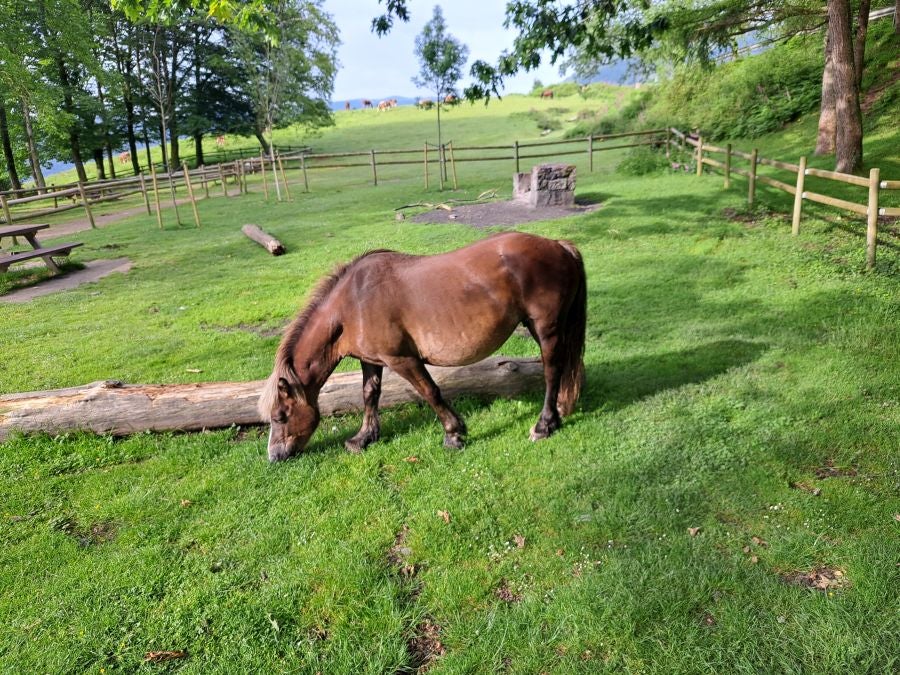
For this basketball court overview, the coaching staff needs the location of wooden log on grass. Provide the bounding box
[0,356,543,441]
[242,224,285,255]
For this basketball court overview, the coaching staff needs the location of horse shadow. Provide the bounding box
[297,338,767,454]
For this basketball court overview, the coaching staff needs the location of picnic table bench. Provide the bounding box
[0,223,82,273]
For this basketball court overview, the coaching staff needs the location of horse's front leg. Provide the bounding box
[345,361,383,453]
[385,356,467,449]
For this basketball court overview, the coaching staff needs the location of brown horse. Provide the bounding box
[259,232,586,461]
[541,89,554,99]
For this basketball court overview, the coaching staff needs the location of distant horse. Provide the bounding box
[215,135,226,147]
[362,99,373,108]
[259,232,587,461]
[118,151,131,165]
[344,101,351,110]
[541,89,554,99]
[377,99,391,111]
[417,99,434,110]
[444,94,458,105]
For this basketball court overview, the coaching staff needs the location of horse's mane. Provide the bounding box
[258,249,395,419]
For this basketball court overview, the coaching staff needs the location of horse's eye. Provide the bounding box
[274,411,288,424]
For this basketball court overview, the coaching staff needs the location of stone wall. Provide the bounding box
[512,163,576,208]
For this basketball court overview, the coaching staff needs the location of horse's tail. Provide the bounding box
[556,240,586,417]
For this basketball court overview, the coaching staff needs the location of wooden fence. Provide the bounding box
[670,127,898,270]
[2,128,670,232]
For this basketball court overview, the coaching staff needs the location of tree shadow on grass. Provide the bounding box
[582,339,767,414]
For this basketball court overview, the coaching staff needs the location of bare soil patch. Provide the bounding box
[411,198,601,229]
[781,566,850,592]
[51,517,118,547]
[407,618,446,672]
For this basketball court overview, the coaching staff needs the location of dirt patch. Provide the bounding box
[51,517,118,547]
[814,459,858,479]
[201,320,288,338]
[387,524,418,580]
[45,198,192,238]
[494,578,523,604]
[411,198,601,229]
[781,566,850,592]
[407,618,446,672]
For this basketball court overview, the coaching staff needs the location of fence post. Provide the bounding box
[149,164,164,229]
[792,156,807,236]
[77,182,97,229]
[182,163,201,228]
[695,136,703,177]
[424,143,429,189]
[866,167,880,270]
[203,170,210,199]
[724,143,732,189]
[448,141,458,190]
[588,136,594,172]
[514,140,520,174]
[438,146,445,191]
[0,194,12,225]
[300,155,309,193]
[277,154,292,201]
[260,152,269,201]
[748,149,758,206]
[370,149,378,186]
[219,163,228,197]
[139,172,151,215]
[52,186,58,209]
[665,129,671,159]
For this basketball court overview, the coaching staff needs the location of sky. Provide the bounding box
[325,0,563,101]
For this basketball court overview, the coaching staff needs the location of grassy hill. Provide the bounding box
[0,80,897,673]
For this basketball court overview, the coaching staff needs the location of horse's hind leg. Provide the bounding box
[345,361,383,453]
[530,321,564,441]
[386,356,467,449]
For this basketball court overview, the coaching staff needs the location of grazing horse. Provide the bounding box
[362,99,373,108]
[541,89,554,99]
[259,232,587,462]
[344,101,351,110]
[118,151,131,165]
[417,99,434,110]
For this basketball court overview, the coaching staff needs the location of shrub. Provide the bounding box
[617,146,670,176]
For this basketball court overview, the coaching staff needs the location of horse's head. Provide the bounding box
[261,375,320,462]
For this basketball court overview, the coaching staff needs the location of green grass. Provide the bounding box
[1,91,898,673]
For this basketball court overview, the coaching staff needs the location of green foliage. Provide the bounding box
[510,108,563,131]
[565,89,652,137]
[643,37,824,139]
[412,5,469,100]
[616,145,669,175]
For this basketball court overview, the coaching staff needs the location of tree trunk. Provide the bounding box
[828,0,863,173]
[854,0,871,89]
[170,124,180,168]
[124,101,140,175]
[96,80,116,179]
[93,148,107,180]
[0,356,543,441]
[20,102,46,192]
[0,103,22,191]
[814,31,836,156]
[254,128,271,153]
[56,57,87,182]
[242,224,285,255]
[194,131,204,166]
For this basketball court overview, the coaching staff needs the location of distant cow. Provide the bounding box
[118,151,131,165]
[540,89,554,99]
[362,99,373,108]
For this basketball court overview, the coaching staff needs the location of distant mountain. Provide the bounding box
[330,96,419,111]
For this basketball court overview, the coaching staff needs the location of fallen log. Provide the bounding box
[0,356,542,441]
[242,224,285,255]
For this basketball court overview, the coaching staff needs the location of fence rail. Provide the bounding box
[679,127,897,270]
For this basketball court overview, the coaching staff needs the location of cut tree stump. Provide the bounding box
[0,356,543,441]
[241,224,285,255]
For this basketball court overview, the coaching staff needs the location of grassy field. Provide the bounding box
[1,89,898,673]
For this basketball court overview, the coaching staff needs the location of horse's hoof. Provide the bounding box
[443,433,465,450]
[344,437,366,454]
[529,425,547,442]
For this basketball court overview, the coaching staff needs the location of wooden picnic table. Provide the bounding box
[0,223,82,274]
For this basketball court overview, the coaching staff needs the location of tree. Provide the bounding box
[412,5,468,186]
[231,0,337,199]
